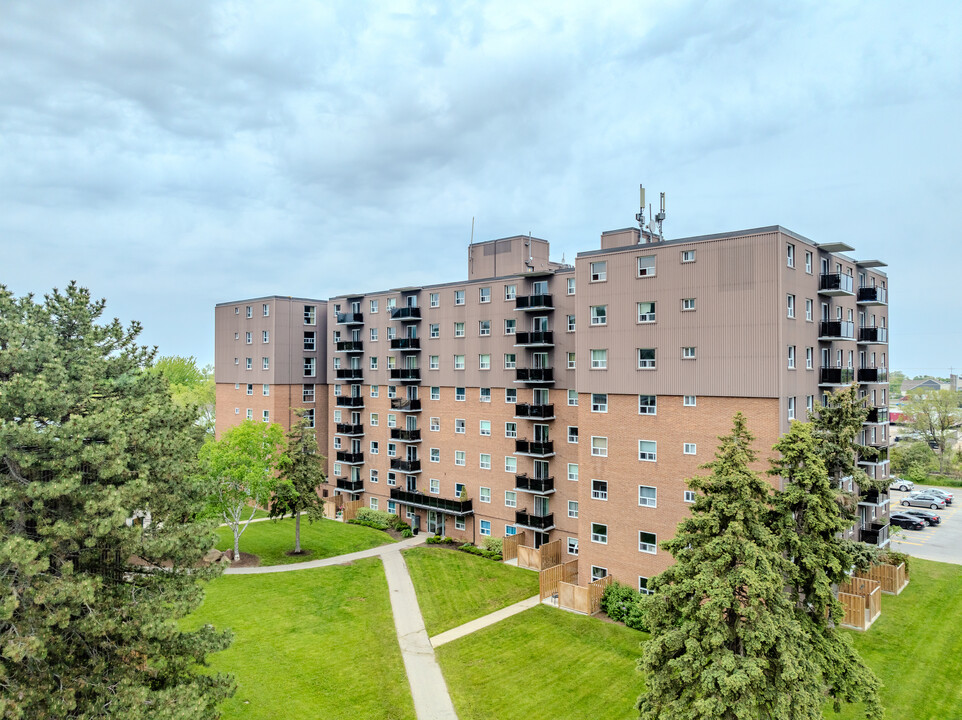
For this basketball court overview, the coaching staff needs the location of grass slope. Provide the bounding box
[437,604,645,720]
[215,516,394,565]
[402,546,540,635]
[183,558,415,720]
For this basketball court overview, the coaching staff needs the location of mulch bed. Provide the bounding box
[226,550,261,568]
[284,549,314,558]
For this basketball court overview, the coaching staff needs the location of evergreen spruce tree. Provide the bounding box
[812,385,878,492]
[0,284,233,718]
[270,410,328,554]
[638,414,822,720]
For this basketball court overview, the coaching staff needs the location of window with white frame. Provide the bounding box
[333,437,342,450]
[563,465,576,485]
[262,303,270,317]
[682,346,696,359]
[568,426,578,443]
[567,537,579,555]
[454,355,465,370]
[683,443,696,455]
[370,441,379,455]
[387,414,397,427]
[806,347,813,370]
[505,525,517,536]
[261,410,269,423]
[591,523,608,544]
[505,456,517,473]
[480,420,491,436]
[370,385,379,397]
[386,297,396,310]
[684,490,696,503]
[455,451,465,466]
[568,389,578,406]
[262,384,270,396]
[429,417,440,431]
[787,294,795,318]
[637,255,655,276]
[638,485,657,507]
[479,486,491,503]
[505,422,518,438]
[370,413,378,426]
[387,472,396,486]
[455,419,465,434]
[567,352,576,369]
[370,497,379,510]
[683,395,696,407]
[429,355,439,370]
[504,284,517,300]
[480,520,491,536]
[788,346,796,369]
[591,436,608,457]
[682,298,696,311]
[430,477,440,494]
[638,395,656,415]
[591,480,608,500]
[567,277,576,295]
[788,396,796,421]
[262,330,270,343]
[303,384,315,402]
[639,531,657,553]
[454,322,464,338]
[246,383,253,396]
[479,320,491,336]
[568,501,579,518]
[805,251,813,273]
[454,290,465,305]
[590,349,607,369]
[455,516,465,531]
[505,388,517,403]
[246,332,252,344]
[591,393,607,412]
[431,386,440,400]
[504,318,516,335]
[637,348,656,369]
[368,356,377,370]
[369,299,378,314]
[681,249,695,263]
[370,328,378,341]
[430,292,439,307]
[786,243,795,267]
[590,261,607,281]
[479,287,491,303]
[479,354,491,370]
[245,408,252,419]
[430,323,439,338]
[430,448,440,463]
[480,453,491,470]
[590,305,607,325]
[262,357,270,370]
[806,395,814,414]
[455,387,465,401]
[302,357,313,375]
[567,314,576,331]
[637,301,655,323]
[480,388,491,402]
[505,490,517,508]
[805,298,813,321]
[639,577,652,595]
[638,440,657,461]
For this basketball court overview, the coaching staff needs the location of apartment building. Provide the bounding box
[214,224,891,591]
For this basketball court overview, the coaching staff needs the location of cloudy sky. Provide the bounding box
[2,1,960,376]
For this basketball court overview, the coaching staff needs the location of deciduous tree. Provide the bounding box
[270,410,327,554]
[902,388,962,472]
[152,355,215,437]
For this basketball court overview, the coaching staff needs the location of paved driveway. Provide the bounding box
[889,484,962,565]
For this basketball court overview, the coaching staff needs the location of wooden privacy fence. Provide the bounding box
[840,577,882,627]
[517,545,540,571]
[540,540,562,569]
[855,562,908,595]
[502,532,526,562]
[340,499,363,521]
[539,559,579,600]
[838,592,867,630]
[557,575,612,615]
[517,539,563,571]
[322,500,338,520]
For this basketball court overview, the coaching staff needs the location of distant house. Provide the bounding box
[901,374,961,395]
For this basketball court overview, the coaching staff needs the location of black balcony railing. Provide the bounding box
[818,320,855,340]
[390,337,421,351]
[390,487,473,515]
[858,327,888,344]
[515,510,555,530]
[335,423,364,436]
[515,367,554,383]
[336,368,364,380]
[391,458,421,473]
[391,398,421,412]
[335,451,364,464]
[390,307,422,321]
[860,521,890,547]
[515,331,554,346]
[857,286,888,304]
[514,403,555,419]
[335,340,363,352]
[515,439,554,456]
[336,477,364,493]
[390,368,421,382]
[859,487,889,505]
[515,474,554,493]
[857,367,888,383]
[819,273,854,295]
[391,428,421,442]
[515,294,554,310]
[335,396,364,408]
[864,406,889,424]
[335,312,364,325]
[819,367,856,385]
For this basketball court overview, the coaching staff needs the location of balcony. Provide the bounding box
[390,487,473,516]
[863,433,889,449]
[336,477,364,493]
[335,368,364,381]
[819,273,855,296]
[514,403,555,420]
[864,406,889,425]
[515,474,555,494]
[857,367,888,384]
[389,368,421,383]
[390,307,422,321]
[859,447,889,467]
[390,458,422,473]
[515,367,554,384]
[336,312,364,325]
[335,340,363,353]
[390,428,421,443]
[857,286,887,305]
[335,451,364,465]
[859,521,891,548]
[514,331,554,347]
[819,367,855,386]
[335,423,364,436]
[515,439,555,457]
[858,488,890,507]
[818,320,855,341]
[858,327,888,345]
[391,398,421,412]
[390,337,421,351]
[515,294,554,311]
[515,510,555,531]
[335,396,364,408]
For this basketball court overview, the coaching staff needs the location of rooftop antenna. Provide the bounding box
[653,192,666,241]
[635,184,646,243]
[470,216,475,245]
[525,232,534,271]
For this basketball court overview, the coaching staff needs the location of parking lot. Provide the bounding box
[889,484,962,565]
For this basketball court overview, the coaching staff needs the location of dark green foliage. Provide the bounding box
[891,441,938,481]
[400,528,414,538]
[425,536,456,545]
[348,510,410,534]
[878,549,910,576]
[0,284,233,719]
[600,582,648,632]
[457,543,502,561]
[270,410,327,554]
[812,385,880,492]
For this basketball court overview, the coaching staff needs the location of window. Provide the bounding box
[505,490,517,508]
[428,477,440,494]
[262,330,270,343]
[430,448,440,463]
[505,457,517,473]
[303,332,315,351]
[333,437,342,450]
[479,354,491,370]
[805,251,813,273]
[370,441,379,455]
[590,261,607,282]
[429,292,439,307]
[480,520,491,536]
[234,307,240,315]
[567,314,576,332]
[454,355,465,370]
[806,347,813,370]
[591,393,608,413]
[568,426,578,443]
[682,298,696,311]
[567,352,576,369]
[806,395,814,414]
[455,451,465,466]
[368,497,379,510]
[430,323,439,338]
[505,421,518,440]
[431,386,440,400]
[681,249,695,263]
[590,349,607,369]
[303,384,315,402]
[638,485,657,507]
[788,397,796,421]
[591,523,608,544]
[637,301,656,323]
[637,255,655,276]
[262,357,270,370]
[786,243,795,267]
[246,383,253,396]
[787,294,795,318]
[454,290,465,305]
[303,357,314,376]
[592,480,608,500]
[591,437,608,457]
[567,277,576,295]
[370,469,379,484]
[504,318,516,335]
[504,353,516,369]
[479,487,491,503]
[455,516,465,531]
[504,284,517,300]
[568,501,579,518]
[262,410,269,423]
[370,328,378,341]
[682,346,696,359]
[788,346,796,369]
[246,305,252,318]
[370,413,379,426]
[370,356,379,370]
[505,525,517,536]
[568,390,578,406]
[386,297,396,310]
[567,538,579,555]
[639,531,657,554]
[303,305,316,325]
[455,418,466,434]
[683,443,697,455]
[246,332,252,344]
[805,299,813,321]
[590,305,607,325]
[479,287,491,303]
[262,384,270,396]
[454,322,465,337]
[387,472,396,486]
[387,414,396,427]
[429,355,439,370]
[505,388,517,403]
[638,440,657,461]
[370,385,379,397]
[369,299,378,314]
[479,320,491,336]
[246,408,252,420]
[455,387,465,401]
[480,454,491,470]
[638,395,656,415]
[387,442,398,458]
[480,420,491,436]
[480,388,491,402]
[638,348,656,369]
[684,490,696,503]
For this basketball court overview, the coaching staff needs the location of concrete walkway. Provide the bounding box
[223,534,426,575]
[430,594,540,648]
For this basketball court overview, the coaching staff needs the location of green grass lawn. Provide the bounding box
[182,558,415,720]
[436,604,645,720]
[826,558,962,720]
[215,516,395,566]
[402,546,540,635]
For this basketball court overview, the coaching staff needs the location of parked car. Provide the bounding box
[910,488,953,505]
[889,512,926,530]
[901,494,947,510]
[889,477,914,492]
[898,508,942,526]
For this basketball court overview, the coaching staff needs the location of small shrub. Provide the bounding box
[355,508,397,526]
[600,581,648,631]
[347,518,389,530]
[481,537,503,554]
[879,549,911,576]
[401,528,414,538]
[457,543,502,561]
[426,535,457,545]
